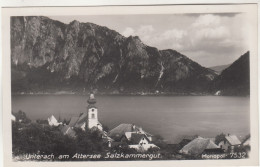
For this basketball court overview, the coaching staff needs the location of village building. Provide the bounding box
[241,134,250,152]
[64,93,103,132]
[60,125,76,138]
[179,136,223,156]
[123,132,158,151]
[218,134,241,152]
[48,115,62,126]
[242,135,250,146]
[176,135,199,148]
[54,94,159,150]
[108,124,153,141]
[108,123,158,151]
[57,93,113,147]
[11,114,16,121]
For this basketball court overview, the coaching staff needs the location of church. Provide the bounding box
[59,93,157,150]
[67,93,103,131]
[59,93,106,139]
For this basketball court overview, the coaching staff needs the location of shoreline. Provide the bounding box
[11,91,249,97]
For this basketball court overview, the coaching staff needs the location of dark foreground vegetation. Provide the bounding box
[12,110,250,161]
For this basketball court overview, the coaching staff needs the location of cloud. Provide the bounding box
[138,25,154,35]
[122,27,135,37]
[122,25,155,38]
[161,29,187,40]
[120,14,249,67]
[195,26,230,40]
[192,14,221,27]
[150,29,187,50]
[121,25,187,50]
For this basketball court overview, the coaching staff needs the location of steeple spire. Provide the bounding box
[87,93,97,109]
[87,93,96,104]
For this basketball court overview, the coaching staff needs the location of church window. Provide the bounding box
[92,113,95,118]
[92,109,95,112]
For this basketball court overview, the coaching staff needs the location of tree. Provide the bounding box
[102,124,109,132]
[152,134,167,149]
[215,133,226,145]
[12,121,108,160]
[12,122,77,157]
[13,110,31,123]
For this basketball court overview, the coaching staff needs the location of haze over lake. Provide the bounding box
[11,95,250,143]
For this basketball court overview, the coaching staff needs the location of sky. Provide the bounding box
[49,13,249,67]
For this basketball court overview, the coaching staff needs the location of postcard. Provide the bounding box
[1,4,259,167]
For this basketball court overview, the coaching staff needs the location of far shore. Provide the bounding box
[11,91,249,97]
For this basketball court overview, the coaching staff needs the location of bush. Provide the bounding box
[12,121,107,159]
[215,133,226,145]
[13,110,31,123]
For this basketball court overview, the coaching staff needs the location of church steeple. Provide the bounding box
[87,93,97,109]
[87,93,102,130]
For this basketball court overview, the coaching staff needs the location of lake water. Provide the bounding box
[11,95,250,143]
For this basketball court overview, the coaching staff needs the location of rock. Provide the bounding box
[210,51,250,96]
[11,16,217,94]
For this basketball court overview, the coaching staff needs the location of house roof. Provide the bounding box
[175,135,199,144]
[135,125,153,137]
[130,133,150,144]
[61,125,70,134]
[48,115,59,126]
[242,135,250,145]
[75,113,88,128]
[125,132,133,140]
[111,142,122,148]
[108,124,136,140]
[11,114,16,121]
[68,117,79,127]
[180,137,220,155]
[66,128,76,138]
[61,125,76,138]
[225,135,241,145]
[108,124,151,141]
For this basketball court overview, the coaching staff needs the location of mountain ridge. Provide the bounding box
[209,64,231,75]
[11,16,232,94]
[210,51,250,96]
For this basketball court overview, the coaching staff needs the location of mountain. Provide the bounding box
[210,51,250,96]
[11,16,217,94]
[209,64,230,75]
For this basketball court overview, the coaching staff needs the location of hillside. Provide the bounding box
[209,64,230,75]
[11,16,217,94]
[210,51,250,96]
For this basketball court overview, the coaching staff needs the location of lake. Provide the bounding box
[11,95,250,143]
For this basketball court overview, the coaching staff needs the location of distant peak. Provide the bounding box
[69,20,80,25]
[127,36,143,43]
[129,36,141,40]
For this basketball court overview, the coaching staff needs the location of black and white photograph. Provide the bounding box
[1,4,259,167]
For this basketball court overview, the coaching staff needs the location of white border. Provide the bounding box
[1,4,259,167]
[0,0,259,7]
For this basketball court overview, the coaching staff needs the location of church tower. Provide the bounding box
[87,93,102,130]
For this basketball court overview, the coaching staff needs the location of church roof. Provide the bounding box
[87,94,97,105]
[68,117,79,127]
[87,104,97,109]
[75,113,88,126]
[87,98,96,104]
